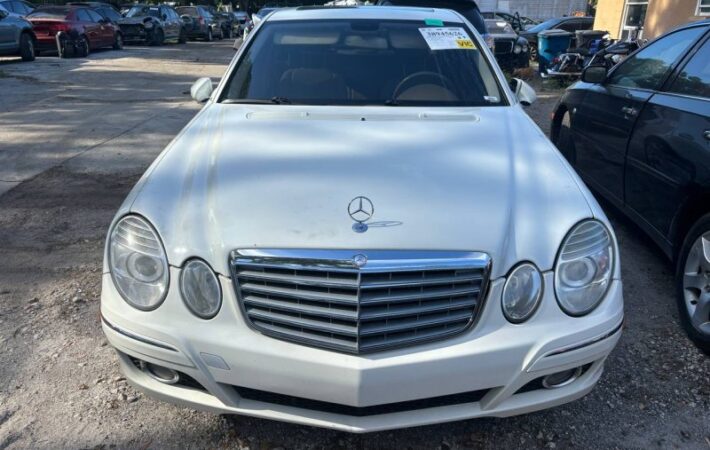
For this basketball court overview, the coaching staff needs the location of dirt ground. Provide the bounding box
[0,41,708,450]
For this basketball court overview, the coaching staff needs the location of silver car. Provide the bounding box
[101,6,623,432]
[0,3,35,61]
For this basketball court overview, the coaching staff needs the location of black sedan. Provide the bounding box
[118,4,185,45]
[551,20,710,353]
[485,19,529,71]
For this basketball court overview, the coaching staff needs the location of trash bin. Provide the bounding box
[575,30,607,49]
[537,29,573,73]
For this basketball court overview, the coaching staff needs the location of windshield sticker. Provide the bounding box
[424,18,444,27]
[419,27,476,50]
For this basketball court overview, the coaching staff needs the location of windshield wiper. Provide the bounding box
[222,97,293,105]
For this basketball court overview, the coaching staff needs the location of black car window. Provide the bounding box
[607,27,706,91]
[668,34,710,99]
[87,9,103,22]
[557,20,581,32]
[222,19,504,107]
[13,1,28,14]
[1,1,16,13]
[99,6,121,22]
[76,9,92,21]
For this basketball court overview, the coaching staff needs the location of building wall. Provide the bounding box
[644,0,707,38]
[593,0,625,39]
[477,0,589,20]
[593,0,707,40]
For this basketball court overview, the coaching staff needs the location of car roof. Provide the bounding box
[267,5,464,23]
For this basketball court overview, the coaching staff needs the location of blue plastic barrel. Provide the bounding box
[538,29,573,73]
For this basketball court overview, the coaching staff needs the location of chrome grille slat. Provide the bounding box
[232,249,491,354]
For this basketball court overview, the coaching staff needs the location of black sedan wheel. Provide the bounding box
[677,215,710,354]
[529,44,537,62]
[76,36,90,58]
[19,32,35,62]
[206,28,213,42]
[151,29,164,46]
[113,33,123,50]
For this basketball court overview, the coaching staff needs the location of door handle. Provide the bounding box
[704,130,710,141]
[621,106,638,117]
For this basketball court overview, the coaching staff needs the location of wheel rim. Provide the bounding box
[683,232,710,335]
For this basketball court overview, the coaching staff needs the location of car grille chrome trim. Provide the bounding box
[230,249,491,354]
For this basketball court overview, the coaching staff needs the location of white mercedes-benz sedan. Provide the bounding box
[101,6,623,432]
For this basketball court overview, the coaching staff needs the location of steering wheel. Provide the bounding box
[391,71,455,101]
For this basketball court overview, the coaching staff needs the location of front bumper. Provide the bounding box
[101,269,623,432]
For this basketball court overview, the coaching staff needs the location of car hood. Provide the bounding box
[125,104,596,279]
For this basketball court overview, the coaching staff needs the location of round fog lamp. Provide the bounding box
[514,44,522,54]
[502,262,543,323]
[180,259,222,319]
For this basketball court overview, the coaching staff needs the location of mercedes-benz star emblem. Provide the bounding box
[352,254,368,268]
[348,196,374,233]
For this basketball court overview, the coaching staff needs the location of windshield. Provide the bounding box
[526,18,560,33]
[28,6,69,18]
[221,19,504,107]
[485,20,514,34]
[125,5,159,18]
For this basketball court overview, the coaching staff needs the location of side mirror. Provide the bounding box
[190,77,213,103]
[582,65,607,84]
[509,78,537,106]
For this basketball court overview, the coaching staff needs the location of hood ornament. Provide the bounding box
[348,196,374,233]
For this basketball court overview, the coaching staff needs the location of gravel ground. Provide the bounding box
[0,42,708,450]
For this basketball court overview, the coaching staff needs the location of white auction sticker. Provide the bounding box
[419,27,476,50]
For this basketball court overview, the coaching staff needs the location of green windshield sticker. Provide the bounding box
[424,19,444,26]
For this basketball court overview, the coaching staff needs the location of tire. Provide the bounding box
[206,28,213,42]
[76,35,90,58]
[225,27,232,39]
[151,29,164,46]
[112,32,123,50]
[554,111,577,165]
[178,28,187,44]
[529,44,537,62]
[676,215,710,355]
[19,32,35,62]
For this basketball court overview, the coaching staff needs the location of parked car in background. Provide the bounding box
[377,0,495,51]
[103,6,624,433]
[0,0,33,17]
[27,5,122,57]
[485,19,529,71]
[0,3,35,61]
[118,4,186,45]
[552,20,710,353]
[216,11,233,38]
[199,5,225,39]
[176,5,218,41]
[520,16,594,60]
[230,10,248,35]
[69,2,122,25]
[482,10,538,32]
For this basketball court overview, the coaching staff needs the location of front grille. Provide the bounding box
[120,24,146,38]
[495,40,515,54]
[232,385,492,417]
[231,249,491,354]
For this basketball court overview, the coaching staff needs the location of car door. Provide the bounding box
[0,6,15,50]
[624,27,710,245]
[87,8,111,46]
[159,6,174,40]
[571,26,707,205]
[76,9,99,47]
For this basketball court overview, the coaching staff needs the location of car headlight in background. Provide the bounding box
[109,215,169,311]
[514,44,522,54]
[180,259,222,319]
[502,262,543,323]
[555,220,614,316]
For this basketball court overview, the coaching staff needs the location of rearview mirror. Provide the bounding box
[509,78,537,106]
[582,66,607,84]
[190,77,213,103]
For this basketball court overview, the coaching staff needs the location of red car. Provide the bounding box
[27,5,122,57]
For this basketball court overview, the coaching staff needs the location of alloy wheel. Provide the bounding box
[682,232,710,335]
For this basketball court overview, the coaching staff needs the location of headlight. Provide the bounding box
[523,44,529,52]
[555,220,614,316]
[143,19,153,29]
[514,44,522,54]
[109,215,169,311]
[502,262,543,323]
[180,259,222,319]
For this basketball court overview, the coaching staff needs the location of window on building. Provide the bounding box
[697,0,710,16]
